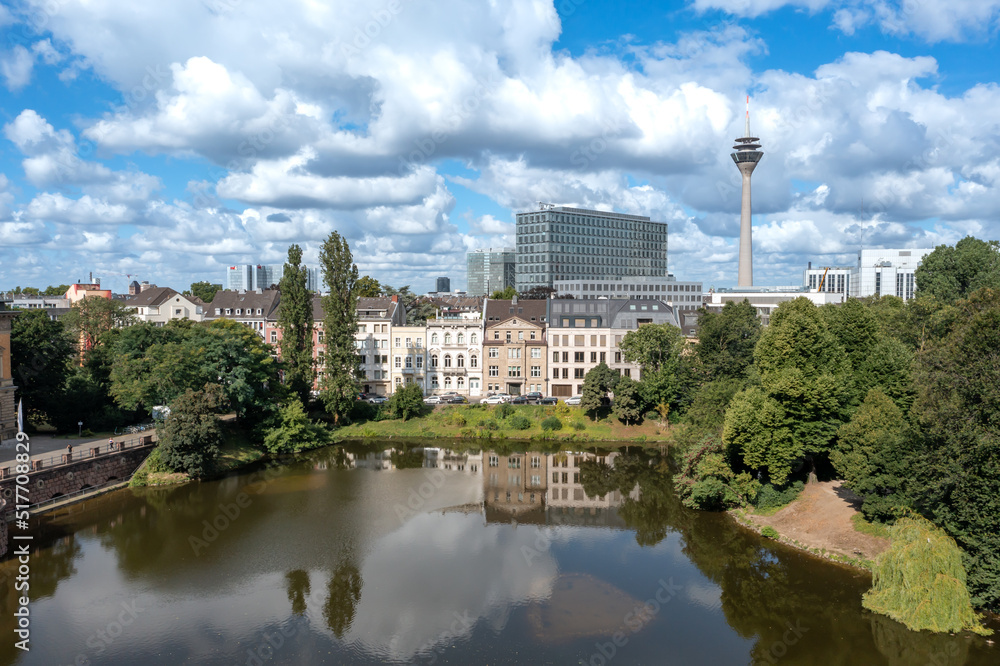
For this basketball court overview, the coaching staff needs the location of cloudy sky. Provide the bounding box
[1,0,999,294]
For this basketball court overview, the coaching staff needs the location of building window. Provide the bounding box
[431,355,439,367]
[552,351,559,363]
[530,331,536,340]
[489,365,499,377]
[470,355,478,368]
[457,333,464,344]
[444,377,452,388]
[531,456,540,468]
[416,356,423,369]
[562,368,569,379]
[457,355,465,368]
[270,331,277,343]
[531,366,541,377]
[508,366,521,378]
[574,352,585,362]
[457,377,465,388]
[444,354,452,368]
[574,368,585,379]
[405,337,412,347]
[394,356,402,368]
[591,352,597,363]
[405,356,413,368]
[494,331,499,340]
[444,333,452,345]
[615,352,622,363]
[506,331,512,343]
[395,337,401,347]
[489,347,499,358]
[518,331,524,340]
[431,332,439,344]
[508,348,521,359]
[471,333,478,344]
[395,377,402,385]
[552,368,559,379]
[431,376,439,388]
[531,348,541,359]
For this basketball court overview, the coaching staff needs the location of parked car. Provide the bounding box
[524,391,543,403]
[539,397,558,406]
[495,393,513,403]
[423,395,443,405]
[482,395,506,405]
[564,396,582,406]
[447,395,468,404]
[366,395,388,404]
[511,396,530,405]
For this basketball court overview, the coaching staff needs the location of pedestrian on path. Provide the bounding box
[109,438,115,451]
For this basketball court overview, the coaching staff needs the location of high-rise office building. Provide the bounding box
[802,249,932,301]
[227,264,323,292]
[514,204,668,293]
[436,276,451,293]
[467,249,515,296]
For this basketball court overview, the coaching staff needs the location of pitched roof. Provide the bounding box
[484,298,547,325]
[356,297,399,321]
[125,286,178,308]
[206,289,281,319]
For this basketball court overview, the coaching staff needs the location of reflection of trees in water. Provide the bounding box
[324,561,362,638]
[602,453,986,664]
[286,569,310,616]
[0,535,82,666]
[389,446,424,470]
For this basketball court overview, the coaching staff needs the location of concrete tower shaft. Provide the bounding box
[731,97,763,287]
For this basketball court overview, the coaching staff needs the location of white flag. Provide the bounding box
[17,398,23,434]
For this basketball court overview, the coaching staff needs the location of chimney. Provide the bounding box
[391,295,398,303]
[512,295,517,304]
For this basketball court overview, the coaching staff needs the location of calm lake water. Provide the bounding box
[1,441,997,666]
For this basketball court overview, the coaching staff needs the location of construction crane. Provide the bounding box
[817,266,830,292]
[95,271,139,294]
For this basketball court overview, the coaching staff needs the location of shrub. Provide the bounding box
[387,383,424,420]
[674,436,759,510]
[146,447,167,473]
[495,403,514,419]
[507,415,531,431]
[541,416,563,431]
[863,518,990,635]
[753,482,805,512]
[478,419,499,431]
[644,411,660,422]
[571,420,586,431]
[761,526,780,540]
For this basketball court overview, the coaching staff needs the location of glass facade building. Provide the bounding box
[467,249,515,296]
[515,205,668,293]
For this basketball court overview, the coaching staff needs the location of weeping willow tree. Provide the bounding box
[863,517,991,635]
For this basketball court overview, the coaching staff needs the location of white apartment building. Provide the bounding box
[426,318,484,397]
[129,287,206,325]
[547,298,679,397]
[355,297,406,396]
[389,325,428,394]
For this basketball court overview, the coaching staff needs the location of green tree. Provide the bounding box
[915,236,1000,303]
[43,284,70,296]
[157,384,225,477]
[724,298,852,485]
[10,309,74,426]
[696,300,761,379]
[619,323,687,410]
[831,389,914,522]
[63,297,136,357]
[490,286,517,299]
[355,276,382,298]
[387,382,424,421]
[611,375,642,425]
[319,231,360,424]
[263,397,330,454]
[580,362,618,418]
[907,288,1000,611]
[186,281,221,303]
[278,244,315,406]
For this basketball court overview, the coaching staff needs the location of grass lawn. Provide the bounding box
[333,403,670,444]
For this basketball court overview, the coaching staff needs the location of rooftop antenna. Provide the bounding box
[745,94,750,137]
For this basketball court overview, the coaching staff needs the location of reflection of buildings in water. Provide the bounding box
[343,450,395,470]
[483,451,548,524]
[423,448,482,474]
[546,452,640,529]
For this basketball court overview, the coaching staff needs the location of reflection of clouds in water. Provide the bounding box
[684,580,722,612]
[343,512,558,660]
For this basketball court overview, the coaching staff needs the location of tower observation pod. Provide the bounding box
[732,96,763,287]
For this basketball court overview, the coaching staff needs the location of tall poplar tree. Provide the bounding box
[278,244,315,405]
[318,232,360,424]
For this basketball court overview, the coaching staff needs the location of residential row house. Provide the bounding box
[128,287,207,325]
[546,298,678,397]
[483,298,548,396]
[222,291,680,399]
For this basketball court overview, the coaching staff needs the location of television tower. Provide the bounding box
[732,96,763,287]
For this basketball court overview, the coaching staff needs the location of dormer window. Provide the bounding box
[256,309,262,315]
[235,309,242,315]
[225,309,232,315]
[215,308,221,315]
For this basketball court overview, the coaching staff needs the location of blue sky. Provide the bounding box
[1,0,999,294]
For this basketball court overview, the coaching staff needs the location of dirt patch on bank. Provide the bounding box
[744,480,890,561]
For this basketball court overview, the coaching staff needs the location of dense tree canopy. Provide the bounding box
[915,237,1000,303]
[355,276,382,298]
[186,281,221,303]
[10,309,74,425]
[696,300,761,380]
[158,383,225,477]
